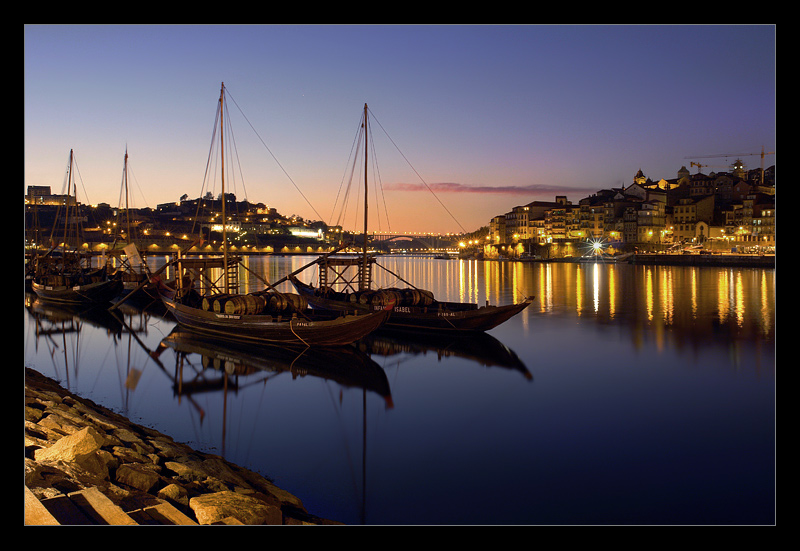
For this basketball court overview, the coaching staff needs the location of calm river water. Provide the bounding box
[24,256,775,525]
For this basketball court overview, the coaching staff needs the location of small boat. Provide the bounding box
[106,150,159,306]
[290,104,532,332]
[29,150,123,305]
[31,270,123,305]
[156,84,391,347]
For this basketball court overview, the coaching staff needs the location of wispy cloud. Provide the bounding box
[385,182,596,195]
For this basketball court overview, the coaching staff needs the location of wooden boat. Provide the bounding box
[154,276,390,347]
[29,150,123,305]
[291,273,530,332]
[290,104,532,332]
[31,271,123,305]
[157,84,391,347]
[106,150,159,306]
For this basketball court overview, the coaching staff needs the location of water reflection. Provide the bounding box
[25,289,531,417]
[24,257,774,524]
[244,256,774,352]
[123,256,775,345]
[482,262,776,342]
[24,290,534,525]
[359,329,532,381]
[25,293,164,414]
[155,327,394,409]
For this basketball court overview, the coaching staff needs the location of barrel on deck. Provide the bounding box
[201,294,234,312]
[224,294,267,315]
[396,288,434,306]
[349,288,435,307]
[265,292,307,314]
[369,290,402,307]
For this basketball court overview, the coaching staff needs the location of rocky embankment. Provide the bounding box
[24,367,341,525]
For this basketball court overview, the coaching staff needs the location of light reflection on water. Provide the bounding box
[24,256,775,525]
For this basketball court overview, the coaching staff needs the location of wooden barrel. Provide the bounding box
[202,294,233,311]
[417,289,435,306]
[224,294,267,315]
[264,292,307,313]
[370,290,401,307]
[212,294,236,313]
[284,293,308,312]
[267,293,290,313]
[401,288,421,306]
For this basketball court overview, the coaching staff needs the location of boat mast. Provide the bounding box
[361,103,368,291]
[219,82,230,293]
[124,148,131,241]
[62,149,74,250]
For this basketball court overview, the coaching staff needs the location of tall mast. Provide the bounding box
[62,149,74,250]
[361,103,369,291]
[219,82,229,293]
[124,148,131,241]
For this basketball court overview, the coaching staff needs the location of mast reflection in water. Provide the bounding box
[24,256,774,525]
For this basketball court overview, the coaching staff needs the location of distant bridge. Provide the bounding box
[368,232,459,251]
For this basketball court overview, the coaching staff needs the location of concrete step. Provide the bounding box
[24,486,59,525]
[25,486,197,525]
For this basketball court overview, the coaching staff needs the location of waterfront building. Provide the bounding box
[489,215,506,244]
[671,195,715,244]
[578,195,605,240]
[487,163,776,253]
[25,185,76,207]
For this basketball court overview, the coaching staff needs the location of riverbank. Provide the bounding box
[24,367,341,525]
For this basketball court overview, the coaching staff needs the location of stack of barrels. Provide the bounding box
[347,288,435,308]
[201,291,308,315]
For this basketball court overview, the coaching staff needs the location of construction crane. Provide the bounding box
[689,161,729,174]
[685,147,775,184]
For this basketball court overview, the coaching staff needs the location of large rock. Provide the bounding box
[115,463,161,493]
[34,426,106,463]
[158,483,189,508]
[189,491,282,525]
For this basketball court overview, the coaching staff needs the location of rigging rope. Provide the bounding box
[225,88,324,223]
[330,113,365,230]
[330,108,396,236]
[192,103,222,237]
[369,110,467,234]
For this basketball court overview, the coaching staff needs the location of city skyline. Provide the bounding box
[24,24,776,234]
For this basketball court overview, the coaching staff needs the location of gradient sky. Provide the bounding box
[24,24,776,234]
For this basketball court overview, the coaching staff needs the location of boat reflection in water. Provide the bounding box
[25,255,774,525]
[24,292,161,406]
[154,327,394,411]
[150,323,529,524]
[26,292,124,338]
[358,328,532,381]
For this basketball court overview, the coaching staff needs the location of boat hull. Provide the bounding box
[290,276,532,332]
[160,294,392,347]
[31,278,124,305]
